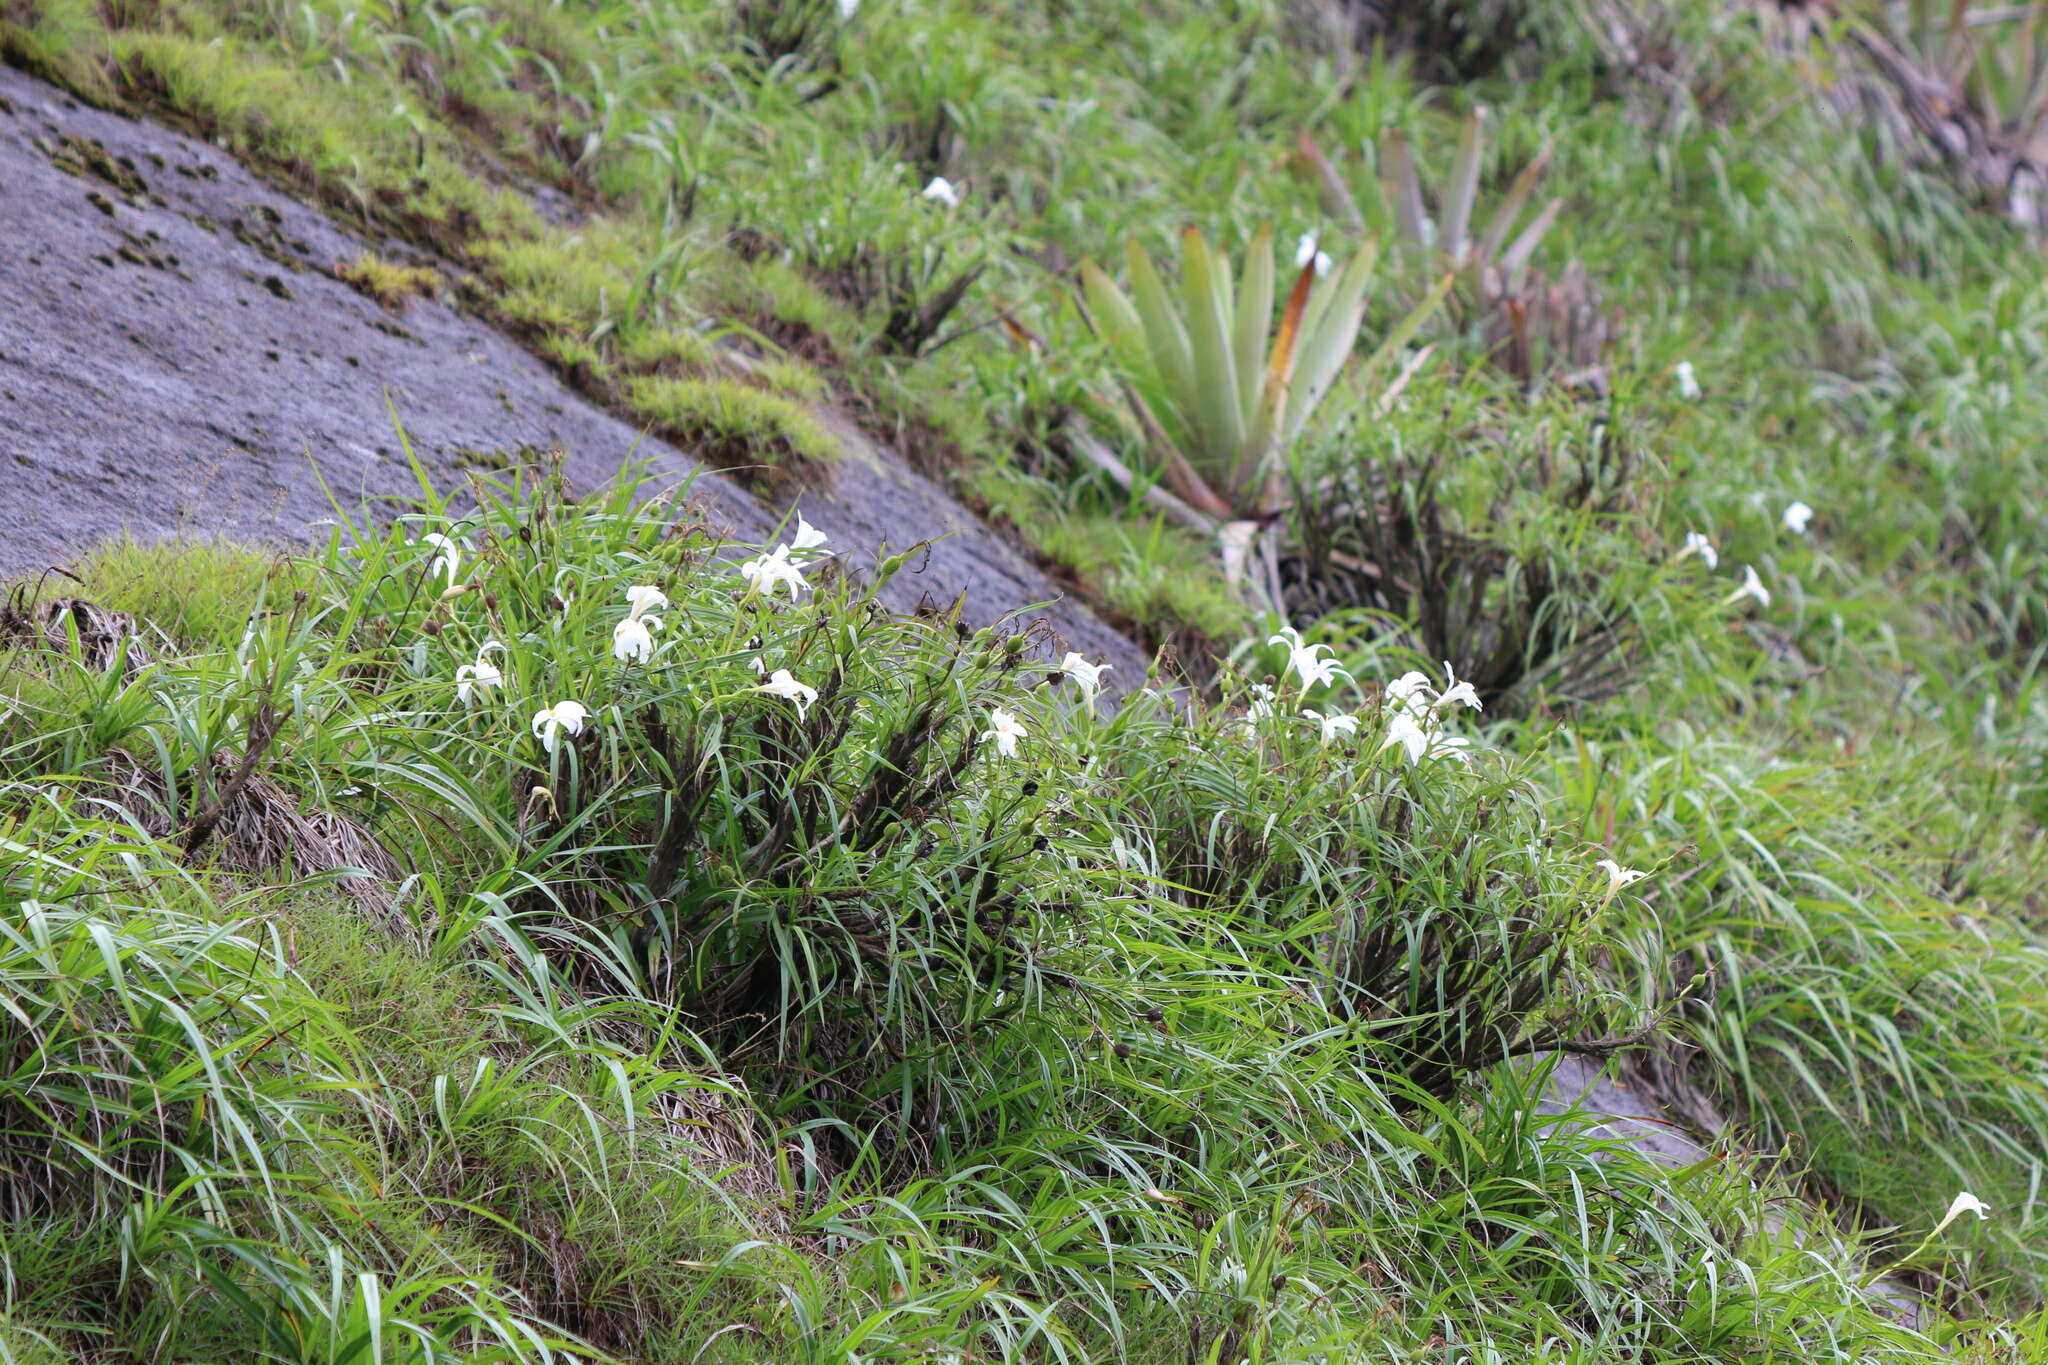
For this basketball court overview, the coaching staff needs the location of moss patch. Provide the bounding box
[333,252,438,310]
[626,375,838,473]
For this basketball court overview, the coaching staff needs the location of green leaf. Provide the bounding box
[1381,128,1430,248]
[1232,228,1277,433]
[1440,106,1486,262]
[1179,227,1247,474]
[1284,240,1380,447]
[1124,239,1199,442]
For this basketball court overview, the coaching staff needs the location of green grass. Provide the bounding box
[9,0,2048,1358]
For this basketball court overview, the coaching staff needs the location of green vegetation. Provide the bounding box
[334,252,441,311]
[8,0,2048,1359]
[625,375,839,472]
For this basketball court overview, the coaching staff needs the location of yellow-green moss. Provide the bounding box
[617,324,720,374]
[758,356,829,400]
[334,252,439,310]
[626,376,838,469]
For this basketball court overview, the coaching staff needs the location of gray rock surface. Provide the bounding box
[0,63,1144,676]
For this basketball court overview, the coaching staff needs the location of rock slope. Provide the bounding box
[0,64,1143,676]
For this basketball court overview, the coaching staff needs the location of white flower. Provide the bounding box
[1245,682,1277,722]
[1673,361,1701,401]
[1302,708,1361,745]
[1379,710,1430,764]
[420,532,462,586]
[738,544,811,599]
[1595,858,1648,904]
[624,584,669,619]
[979,707,1027,758]
[1678,531,1719,571]
[790,515,830,556]
[921,176,960,208]
[1059,651,1112,703]
[1426,731,1474,764]
[455,641,503,704]
[1782,501,1814,535]
[1724,564,1771,609]
[530,700,589,755]
[1932,1190,1992,1237]
[613,613,661,663]
[1384,670,1434,718]
[1379,710,1473,766]
[1268,626,1350,691]
[1435,661,1482,713]
[1294,232,1333,276]
[756,668,819,721]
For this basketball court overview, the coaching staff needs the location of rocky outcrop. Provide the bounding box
[0,63,1146,677]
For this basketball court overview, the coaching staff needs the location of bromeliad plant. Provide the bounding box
[1852,1,2048,225]
[1302,107,1611,387]
[1079,227,1446,526]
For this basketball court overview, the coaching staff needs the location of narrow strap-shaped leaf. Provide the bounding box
[1358,270,1456,394]
[1124,239,1199,436]
[1245,263,1317,506]
[1297,128,1366,229]
[1233,228,1277,430]
[1475,144,1552,268]
[1083,258,1192,458]
[1497,197,1564,282]
[1440,107,1487,264]
[1179,227,1247,472]
[1382,128,1431,247]
[1079,259,1144,356]
[1283,240,1380,447]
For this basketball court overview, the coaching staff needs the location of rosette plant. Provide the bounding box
[1079,227,1446,524]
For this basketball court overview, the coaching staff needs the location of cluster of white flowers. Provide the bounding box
[738,515,831,600]
[1268,626,1350,691]
[1673,502,1819,610]
[1376,663,1481,764]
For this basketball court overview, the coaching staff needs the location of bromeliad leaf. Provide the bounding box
[1079,227,1441,518]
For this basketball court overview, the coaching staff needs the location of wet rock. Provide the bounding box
[0,63,1146,678]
